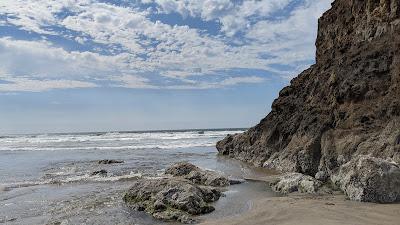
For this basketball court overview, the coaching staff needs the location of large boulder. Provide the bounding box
[165,162,199,176]
[332,155,400,203]
[165,162,231,187]
[124,162,238,223]
[270,173,322,194]
[123,178,221,224]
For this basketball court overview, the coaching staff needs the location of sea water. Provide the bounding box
[0,129,279,225]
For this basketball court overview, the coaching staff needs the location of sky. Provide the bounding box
[0,0,332,134]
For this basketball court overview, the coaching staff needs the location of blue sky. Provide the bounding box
[0,0,332,134]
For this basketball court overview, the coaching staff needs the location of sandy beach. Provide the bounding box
[1,131,399,225]
[1,0,399,224]
[201,194,400,225]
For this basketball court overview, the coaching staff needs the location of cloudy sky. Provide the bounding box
[0,0,332,134]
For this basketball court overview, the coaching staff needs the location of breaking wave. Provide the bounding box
[0,129,245,151]
[2,171,148,191]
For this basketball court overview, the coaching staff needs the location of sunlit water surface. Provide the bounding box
[0,129,279,225]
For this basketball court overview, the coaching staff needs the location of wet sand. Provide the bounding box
[2,134,399,225]
[201,194,400,225]
[0,147,280,225]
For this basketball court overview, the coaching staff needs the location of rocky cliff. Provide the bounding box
[217,0,400,201]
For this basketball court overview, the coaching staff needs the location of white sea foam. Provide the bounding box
[0,129,245,151]
[2,171,146,191]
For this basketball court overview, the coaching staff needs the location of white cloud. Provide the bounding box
[0,77,97,92]
[220,76,265,86]
[75,36,88,44]
[245,0,333,78]
[0,0,333,91]
[111,74,157,89]
[0,37,127,79]
[153,0,293,36]
[166,75,265,90]
[247,0,331,42]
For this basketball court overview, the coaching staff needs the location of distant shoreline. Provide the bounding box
[0,127,248,137]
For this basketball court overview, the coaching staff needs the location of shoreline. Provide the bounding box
[2,147,399,225]
[198,158,400,225]
[200,193,400,225]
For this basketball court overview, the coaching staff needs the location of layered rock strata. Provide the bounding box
[217,0,400,203]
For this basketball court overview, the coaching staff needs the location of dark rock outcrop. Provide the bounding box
[124,162,235,223]
[165,162,199,176]
[124,178,221,224]
[98,159,124,164]
[270,173,322,194]
[90,169,107,176]
[332,155,400,203]
[165,162,234,187]
[217,0,400,202]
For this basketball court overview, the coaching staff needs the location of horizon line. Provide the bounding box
[0,127,249,136]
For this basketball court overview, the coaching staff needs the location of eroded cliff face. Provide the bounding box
[217,0,400,178]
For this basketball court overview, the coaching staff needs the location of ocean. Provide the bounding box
[0,129,278,225]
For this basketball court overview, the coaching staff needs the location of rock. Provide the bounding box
[165,162,199,176]
[216,0,400,202]
[228,178,245,185]
[90,169,107,176]
[98,159,124,164]
[270,173,322,194]
[153,211,195,224]
[205,174,230,187]
[1,218,17,223]
[332,155,400,203]
[315,171,328,182]
[123,178,221,223]
[165,162,230,187]
[189,171,230,187]
[0,185,10,192]
[124,163,233,223]
[46,222,61,225]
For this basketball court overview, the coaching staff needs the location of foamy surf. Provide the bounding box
[0,128,253,225]
[2,171,146,191]
[0,129,244,151]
